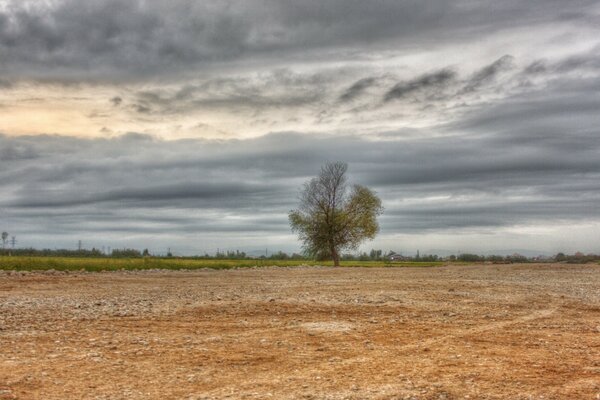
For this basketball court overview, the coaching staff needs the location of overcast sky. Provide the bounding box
[1,0,600,255]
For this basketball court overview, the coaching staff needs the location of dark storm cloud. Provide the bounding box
[110,96,122,106]
[384,69,456,102]
[0,0,597,81]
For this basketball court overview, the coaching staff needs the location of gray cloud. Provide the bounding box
[462,55,515,93]
[0,142,39,161]
[339,77,378,103]
[110,96,122,106]
[131,69,332,116]
[0,78,12,88]
[1,0,598,82]
[384,69,456,102]
[555,51,600,73]
[3,65,600,250]
[2,0,600,254]
[79,48,595,138]
[523,60,548,75]
[14,181,286,210]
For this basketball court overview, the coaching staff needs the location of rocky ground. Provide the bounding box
[0,264,599,399]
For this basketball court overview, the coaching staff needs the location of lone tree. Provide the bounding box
[289,162,383,266]
[1,232,7,250]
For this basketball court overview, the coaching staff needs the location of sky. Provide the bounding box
[1,0,600,256]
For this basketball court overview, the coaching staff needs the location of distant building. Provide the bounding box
[389,254,409,261]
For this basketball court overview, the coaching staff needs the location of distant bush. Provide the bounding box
[555,252,600,264]
[111,248,142,258]
[457,253,484,262]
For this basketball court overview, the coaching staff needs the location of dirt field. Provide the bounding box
[0,264,599,400]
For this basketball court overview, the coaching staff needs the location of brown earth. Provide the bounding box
[0,263,599,400]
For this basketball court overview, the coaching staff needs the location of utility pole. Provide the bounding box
[10,236,16,249]
[78,240,82,251]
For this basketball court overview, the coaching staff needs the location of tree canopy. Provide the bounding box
[289,162,383,266]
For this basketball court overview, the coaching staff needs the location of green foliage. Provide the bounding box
[369,249,383,260]
[457,253,484,262]
[289,162,383,266]
[415,254,439,262]
[0,256,444,272]
[111,248,142,257]
[555,252,600,264]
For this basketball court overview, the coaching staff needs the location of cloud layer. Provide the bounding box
[2,89,600,253]
[1,0,597,80]
[1,0,600,254]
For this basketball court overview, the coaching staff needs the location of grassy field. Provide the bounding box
[0,256,445,272]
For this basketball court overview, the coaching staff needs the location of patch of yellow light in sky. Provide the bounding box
[0,104,95,137]
[0,85,318,140]
[0,85,112,137]
[0,83,319,140]
[0,80,442,140]
[0,84,245,139]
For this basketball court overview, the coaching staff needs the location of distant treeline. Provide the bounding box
[0,247,598,263]
[0,247,308,259]
[445,252,600,264]
[0,247,142,258]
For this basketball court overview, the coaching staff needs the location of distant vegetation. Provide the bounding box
[0,247,598,265]
[0,241,598,272]
[0,251,597,272]
[0,257,444,272]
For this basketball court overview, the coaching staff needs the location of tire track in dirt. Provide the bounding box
[395,306,559,352]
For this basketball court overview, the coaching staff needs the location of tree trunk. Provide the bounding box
[331,246,340,267]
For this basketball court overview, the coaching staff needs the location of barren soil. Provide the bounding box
[1,264,599,399]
